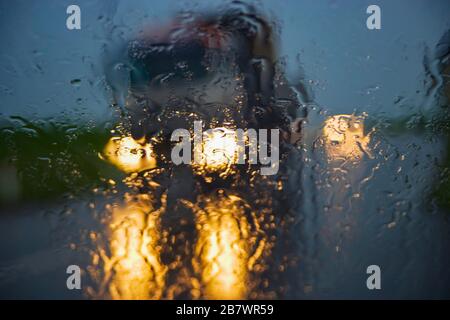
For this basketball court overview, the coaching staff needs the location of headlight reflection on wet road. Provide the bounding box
[92,191,267,299]
[98,193,167,299]
[190,193,265,299]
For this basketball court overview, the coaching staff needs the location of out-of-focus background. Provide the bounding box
[0,0,449,299]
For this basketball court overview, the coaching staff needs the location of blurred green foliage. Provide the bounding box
[0,116,122,206]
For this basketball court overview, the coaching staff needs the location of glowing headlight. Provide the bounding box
[102,136,156,173]
[322,114,371,161]
[193,128,239,177]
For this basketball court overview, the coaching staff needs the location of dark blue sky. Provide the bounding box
[0,0,448,120]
